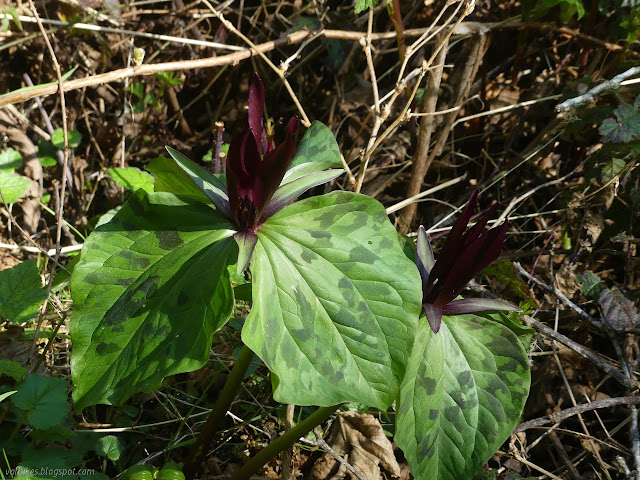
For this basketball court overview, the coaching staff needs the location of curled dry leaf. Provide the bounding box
[311,411,401,480]
[599,286,640,332]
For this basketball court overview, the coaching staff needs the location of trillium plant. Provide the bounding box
[70,74,531,480]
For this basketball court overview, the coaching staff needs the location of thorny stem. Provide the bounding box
[183,345,255,478]
[228,405,340,480]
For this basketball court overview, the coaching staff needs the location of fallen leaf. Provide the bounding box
[599,286,640,332]
[310,411,400,480]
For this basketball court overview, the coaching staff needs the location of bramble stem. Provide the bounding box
[228,404,340,480]
[183,344,255,478]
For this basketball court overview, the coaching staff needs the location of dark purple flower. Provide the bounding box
[166,73,344,274]
[416,190,521,334]
[226,73,299,232]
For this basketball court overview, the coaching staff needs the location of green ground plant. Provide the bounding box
[69,74,531,480]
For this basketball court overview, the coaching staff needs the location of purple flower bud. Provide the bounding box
[226,73,299,231]
[415,191,520,333]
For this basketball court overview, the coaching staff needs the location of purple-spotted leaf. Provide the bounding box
[395,314,530,480]
[165,146,231,219]
[283,121,343,184]
[242,191,422,409]
[70,191,236,410]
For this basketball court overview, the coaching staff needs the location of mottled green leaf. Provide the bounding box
[0,169,31,203]
[12,374,69,430]
[71,191,236,410]
[0,259,47,323]
[164,147,231,218]
[147,156,209,203]
[396,314,530,480]
[0,147,23,170]
[284,121,343,183]
[243,191,422,409]
[107,167,154,193]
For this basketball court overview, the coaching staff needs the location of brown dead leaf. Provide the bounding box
[599,286,640,333]
[310,412,400,480]
[555,262,581,300]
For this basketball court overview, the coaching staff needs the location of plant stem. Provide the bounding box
[228,405,340,480]
[183,344,255,478]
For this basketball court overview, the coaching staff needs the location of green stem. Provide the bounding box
[228,405,340,480]
[183,344,255,478]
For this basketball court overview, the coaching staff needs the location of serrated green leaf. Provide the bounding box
[396,314,530,480]
[107,167,154,193]
[52,128,82,149]
[0,169,31,203]
[16,446,89,479]
[354,0,378,13]
[0,147,23,171]
[577,271,602,300]
[0,360,28,380]
[284,121,343,183]
[12,374,69,430]
[243,191,422,409]
[70,191,236,410]
[96,435,123,461]
[599,99,640,143]
[0,259,47,323]
[481,259,538,306]
[601,157,626,183]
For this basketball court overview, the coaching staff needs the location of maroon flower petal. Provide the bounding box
[425,190,478,294]
[227,127,263,228]
[423,303,443,334]
[461,202,500,247]
[253,117,299,219]
[442,298,521,315]
[433,220,508,307]
[248,73,266,153]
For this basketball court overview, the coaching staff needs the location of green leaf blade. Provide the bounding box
[284,121,343,183]
[396,314,530,480]
[0,259,47,323]
[0,170,31,204]
[70,191,237,410]
[107,166,155,193]
[12,374,69,430]
[243,191,422,409]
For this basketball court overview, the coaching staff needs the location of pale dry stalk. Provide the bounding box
[398,30,448,232]
[201,0,311,126]
[355,1,472,194]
